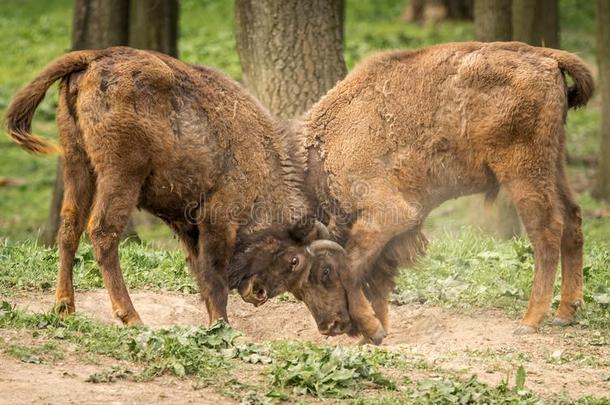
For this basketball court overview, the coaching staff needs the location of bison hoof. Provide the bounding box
[513,324,537,335]
[369,326,385,345]
[115,310,143,326]
[358,336,371,345]
[552,317,575,327]
[54,299,74,318]
[126,317,144,327]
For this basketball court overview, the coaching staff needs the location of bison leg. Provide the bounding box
[170,222,200,284]
[170,222,235,324]
[344,196,423,344]
[364,260,398,333]
[554,162,584,325]
[196,221,237,324]
[506,179,563,334]
[362,228,427,343]
[362,275,393,343]
[54,105,94,317]
[87,174,144,326]
[55,154,94,317]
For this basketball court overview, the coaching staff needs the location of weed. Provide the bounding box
[0,302,248,381]
[269,342,395,398]
[403,375,539,405]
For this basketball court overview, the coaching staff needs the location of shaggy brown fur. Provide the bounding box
[5,47,341,326]
[234,41,593,343]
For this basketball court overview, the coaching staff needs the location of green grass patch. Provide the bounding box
[399,374,538,405]
[394,228,610,330]
[0,239,195,295]
[1,339,64,364]
[2,227,609,330]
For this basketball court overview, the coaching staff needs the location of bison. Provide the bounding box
[230,41,594,344]
[6,47,341,326]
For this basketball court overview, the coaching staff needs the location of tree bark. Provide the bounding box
[473,0,521,238]
[41,0,132,246]
[71,0,129,49]
[473,0,512,41]
[443,0,473,20]
[235,0,347,118]
[595,0,610,200]
[129,0,179,57]
[513,0,560,48]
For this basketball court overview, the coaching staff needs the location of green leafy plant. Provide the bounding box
[0,302,253,381]
[515,365,526,391]
[404,375,539,405]
[269,343,394,398]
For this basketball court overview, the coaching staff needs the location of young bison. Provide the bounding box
[6,47,342,326]
[230,41,594,344]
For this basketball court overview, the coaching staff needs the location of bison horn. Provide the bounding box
[314,220,331,239]
[307,239,345,256]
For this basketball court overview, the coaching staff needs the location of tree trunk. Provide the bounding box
[71,0,129,49]
[473,0,512,41]
[513,0,560,48]
[595,0,610,200]
[473,0,520,238]
[235,0,347,118]
[443,0,473,20]
[129,0,179,57]
[41,0,132,246]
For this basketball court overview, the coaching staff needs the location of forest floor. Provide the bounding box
[2,291,609,403]
[0,230,608,403]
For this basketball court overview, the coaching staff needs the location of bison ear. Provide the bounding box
[289,218,331,244]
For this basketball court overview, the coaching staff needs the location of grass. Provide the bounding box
[269,342,395,398]
[393,229,610,330]
[0,302,395,400]
[1,227,609,330]
[0,239,195,296]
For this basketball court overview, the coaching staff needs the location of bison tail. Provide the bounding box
[539,48,594,109]
[5,50,97,155]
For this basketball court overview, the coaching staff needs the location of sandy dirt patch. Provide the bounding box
[0,328,227,405]
[3,290,610,401]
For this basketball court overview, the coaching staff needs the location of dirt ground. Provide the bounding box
[0,346,225,404]
[2,290,609,403]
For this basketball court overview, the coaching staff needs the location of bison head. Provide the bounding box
[229,220,356,336]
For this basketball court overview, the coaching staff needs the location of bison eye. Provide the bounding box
[323,267,331,277]
[291,257,299,267]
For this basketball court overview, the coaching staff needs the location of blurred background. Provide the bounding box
[0,0,607,249]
